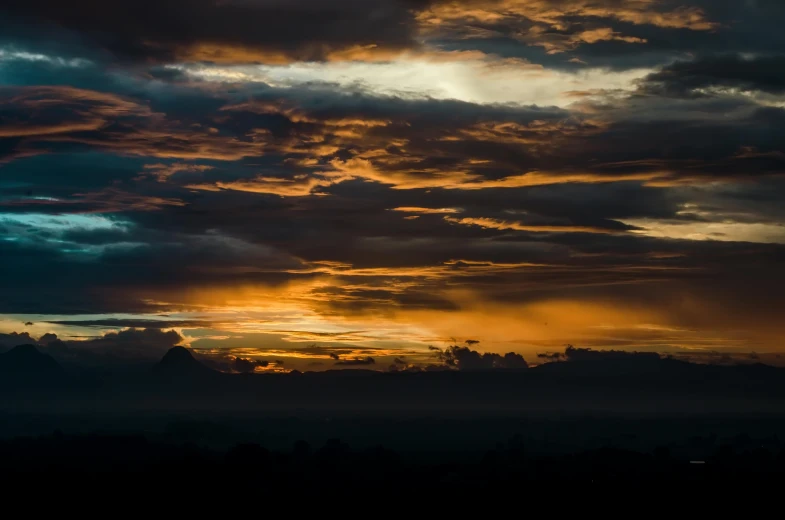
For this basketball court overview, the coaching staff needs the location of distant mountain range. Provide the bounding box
[2,344,785,415]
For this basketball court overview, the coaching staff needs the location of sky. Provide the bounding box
[1,0,784,371]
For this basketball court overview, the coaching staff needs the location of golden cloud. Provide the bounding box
[418,0,716,53]
[444,216,623,234]
[0,86,151,138]
[186,174,340,197]
[419,0,717,31]
[392,207,463,214]
[142,163,215,182]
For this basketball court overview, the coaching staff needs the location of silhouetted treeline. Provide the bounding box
[4,432,785,487]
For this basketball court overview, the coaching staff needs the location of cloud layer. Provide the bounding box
[1,0,784,366]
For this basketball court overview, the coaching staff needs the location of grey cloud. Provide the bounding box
[640,54,785,97]
[0,332,38,349]
[3,328,186,366]
[0,0,429,64]
[60,328,183,357]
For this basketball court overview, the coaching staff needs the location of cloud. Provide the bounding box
[392,207,462,215]
[0,328,185,364]
[640,54,785,97]
[335,356,376,366]
[0,0,427,65]
[562,344,661,363]
[233,356,270,373]
[2,0,719,68]
[444,216,630,234]
[420,0,717,32]
[186,175,338,197]
[142,163,215,183]
[0,332,38,349]
[60,328,184,357]
[1,4,785,362]
[0,86,271,163]
[435,343,529,370]
[417,0,716,56]
[43,319,215,329]
[0,86,151,157]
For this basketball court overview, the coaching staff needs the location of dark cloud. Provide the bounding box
[0,0,429,64]
[290,345,359,358]
[562,345,661,363]
[60,328,183,357]
[335,356,376,366]
[233,356,270,373]
[641,54,785,97]
[435,344,528,371]
[0,328,184,366]
[0,332,38,349]
[39,333,59,345]
[537,352,564,361]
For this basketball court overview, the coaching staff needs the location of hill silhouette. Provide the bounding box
[152,346,217,381]
[0,344,65,388]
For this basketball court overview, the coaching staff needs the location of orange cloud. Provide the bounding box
[327,155,672,191]
[392,207,463,214]
[0,86,151,138]
[576,27,647,45]
[418,0,716,53]
[1,86,275,162]
[445,216,623,234]
[186,174,340,197]
[455,170,673,189]
[419,0,716,31]
[178,41,525,65]
[142,163,215,182]
[174,43,297,65]
[327,157,481,190]
[177,42,436,65]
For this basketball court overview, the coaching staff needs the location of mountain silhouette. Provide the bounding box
[153,346,216,380]
[0,344,65,387]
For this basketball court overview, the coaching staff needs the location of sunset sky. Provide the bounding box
[1,1,784,371]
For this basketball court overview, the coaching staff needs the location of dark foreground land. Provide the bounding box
[4,344,785,486]
[5,411,785,488]
[4,424,785,488]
